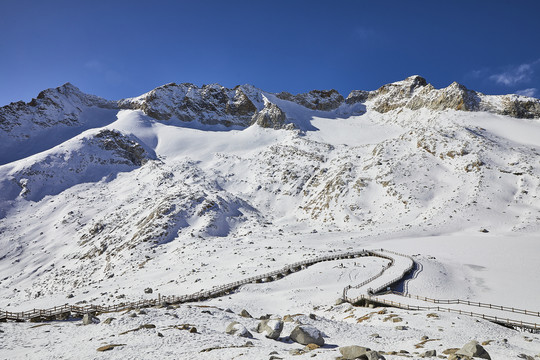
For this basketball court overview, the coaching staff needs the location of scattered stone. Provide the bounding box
[29,324,51,329]
[443,348,459,355]
[96,344,125,352]
[138,309,147,315]
[239,309,252,318]
[103,317,116,324]
[189,327,197,333]
[370,333,381,338]
[517,355,534,360]
[290,325,324,346]
[304,343,320,351]
[119,324,156,335]
[225,321,253,338]
[395,325,407,330]
[289,349,304,356]
[335,298,345,305]
[144,288,153,294]
[225,308,234,313]
[157,332,164,337]
[340,345,371,359]
[244,341,253,346]
[455,341,491,360]
[426,313,439,319]
[365,351,385,360]
[269,356,283,360]
[257,319,284,340]
[269,351,279,355]
[283,315,294,322]
[309,313,316,320]
[481,340,494,346]
[420,349,437,357]
[67,294,74,299]
[128,312,138,318]
[392,317,403,323]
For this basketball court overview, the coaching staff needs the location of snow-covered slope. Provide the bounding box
[1,78,540,359]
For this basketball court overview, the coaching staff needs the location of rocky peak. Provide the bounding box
[276,89,344,111]
[0,83,115,135]
[345,76,540,119]
[118,83,264,126]
[251,101,287,129]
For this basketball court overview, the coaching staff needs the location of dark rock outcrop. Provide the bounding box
[345,75,540,118]
[118,83,262,126]
[251,102,287,129]
[277,89,344,111]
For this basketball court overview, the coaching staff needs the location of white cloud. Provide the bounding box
[489,63,533,86]
[515,88,537,97]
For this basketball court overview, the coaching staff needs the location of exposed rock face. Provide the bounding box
[276,89,344,111]
[256,319,283,340]
[0,83,115,134]
[344,75,540,119]
[500,95,540,118]
[251,102,287,129]
[95,130,150,166]
[118,83,263,126]
[289,325,324,346]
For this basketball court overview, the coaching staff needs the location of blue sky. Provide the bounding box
[1,0,540,106]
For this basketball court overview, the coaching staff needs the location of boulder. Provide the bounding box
[144,287,153,294]
[289,325,324,346]
[256,319,283,340]
[251,102,286,129]
[340,345,371,359]
[96,344,125,352]
[364,351,385,360]
[421,349,437,357]
[225,321,252,338]
[82,313,100,325]
[239,309,252,318]
[455,341,491,360]
[103,317,116,324]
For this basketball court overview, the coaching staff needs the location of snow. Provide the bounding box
[1,82,540,359]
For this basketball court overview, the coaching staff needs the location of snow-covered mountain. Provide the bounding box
[1,77,540,359]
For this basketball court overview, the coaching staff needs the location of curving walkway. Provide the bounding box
[343,249,414,300]
[2,247,539,333]
[1,249,373,322]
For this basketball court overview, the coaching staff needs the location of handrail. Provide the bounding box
[350,295,540,331]
[375,291,540,318]
[1,249,369,322]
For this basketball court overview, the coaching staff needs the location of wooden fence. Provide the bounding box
[354,295,540,332]
[1,249,370,322]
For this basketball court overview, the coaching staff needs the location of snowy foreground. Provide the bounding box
[1,78,540,359]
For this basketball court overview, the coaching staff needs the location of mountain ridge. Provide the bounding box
[2,75,539,136]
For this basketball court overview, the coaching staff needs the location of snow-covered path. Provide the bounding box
[344,249,414,301]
